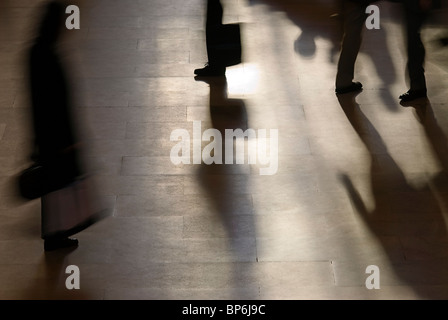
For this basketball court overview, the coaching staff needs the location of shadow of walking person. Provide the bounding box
[195,75,251,244]
[360,21,399,111]
[337,92,448,299]
[194,75,259,298]
[357,1,399,111]
[196,75,248,132]
[249,0,342,62]
[401,98,448,217]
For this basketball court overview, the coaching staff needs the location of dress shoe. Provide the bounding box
[399,89,427,102]
[44,237,79,251]
[194,63,226,76]
[335,82,363,94]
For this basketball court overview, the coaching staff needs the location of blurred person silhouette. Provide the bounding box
[194,0,242,76]
[26,1,106,251]
[399,0,433,102]
[335,0,376,94]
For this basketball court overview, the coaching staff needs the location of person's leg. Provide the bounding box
[206,0,223,29]
[335,1,367,93]
[195,0,226,76]
[400,0,427,101]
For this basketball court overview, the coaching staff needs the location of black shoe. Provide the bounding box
[194,63,226,76]
[44,237,79,251]
[399,89,427,102]
[335,82,363,94]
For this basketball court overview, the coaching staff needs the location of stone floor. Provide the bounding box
[1,0,448,300]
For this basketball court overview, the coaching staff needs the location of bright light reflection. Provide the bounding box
[225,63,260,96]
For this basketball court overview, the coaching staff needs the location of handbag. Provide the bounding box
[18,153,79,200]
[41,176,110,239]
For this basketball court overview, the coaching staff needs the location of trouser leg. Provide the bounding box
[205,0,224,66]
[336,2,367,88]
[403,1,427,91]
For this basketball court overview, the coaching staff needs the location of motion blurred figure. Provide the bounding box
[28,1,105,251]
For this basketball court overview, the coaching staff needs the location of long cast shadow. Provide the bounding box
[401,98,448,213]
[194,75,258,298]
[337,92,448,299]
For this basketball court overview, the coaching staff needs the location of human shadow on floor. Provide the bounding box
[195,75,251,244]
[401,98,448,207]
[249,0,399,111]
[248,0,342,62]
[194,75,258,298]
[337,92,448,299]
[359,2,399,112]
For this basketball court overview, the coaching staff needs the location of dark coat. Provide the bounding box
[28,21,81,180]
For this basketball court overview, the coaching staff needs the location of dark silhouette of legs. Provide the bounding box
[335,1,367,94]
[195,0,226,76]
[399,0,428,102]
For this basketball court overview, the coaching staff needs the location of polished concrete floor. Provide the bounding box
[1,0,448,300]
